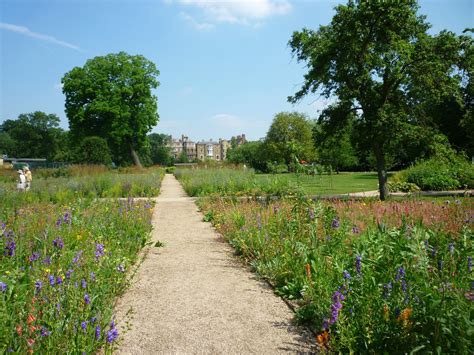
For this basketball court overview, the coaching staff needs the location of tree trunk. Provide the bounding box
[373,143,389,201]
[130,146,143,168]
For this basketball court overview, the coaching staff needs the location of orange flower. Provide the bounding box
[397,307,412,322]
[16,325,23,336]
[316,330,330,347]
[29,325,37,333]
[305,263,312,280]
[27,314,36,325]
[27,338,35,347]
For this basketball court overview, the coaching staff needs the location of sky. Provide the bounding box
[0,0,472,141]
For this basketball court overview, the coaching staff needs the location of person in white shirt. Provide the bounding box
[17,169,26,191]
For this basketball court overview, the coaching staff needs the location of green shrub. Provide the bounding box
[387,181,420,193]
[399,155,473,191]
[166,166,176,174]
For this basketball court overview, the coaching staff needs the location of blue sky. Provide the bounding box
[0,0,472,141]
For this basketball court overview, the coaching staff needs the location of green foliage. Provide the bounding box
[148,133,172,166]
[264,112,315,169]
[0,133,15,156]
[77,137,112,165]
[62,52,160,166]
[199,197,473,353]
[226,141,269,172]
[387,181,420,193]
[0,112,65,160]
[289,1,469,199]
[398,156,474,191]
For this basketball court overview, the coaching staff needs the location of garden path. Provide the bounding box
[114,174,314,354]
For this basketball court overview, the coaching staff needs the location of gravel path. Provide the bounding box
[114,174,314,354]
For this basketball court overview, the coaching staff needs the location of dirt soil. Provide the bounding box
[114,174,315,354]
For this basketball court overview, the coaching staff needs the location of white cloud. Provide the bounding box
[170,0,291,26]
[0,22,82,51]
[179,12,215,30]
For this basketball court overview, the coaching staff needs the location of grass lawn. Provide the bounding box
[256,172,380,195]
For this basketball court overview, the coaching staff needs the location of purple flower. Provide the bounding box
[72,250,83,264]
[322,318,329,330]
[81,279,87,289]
[56,276,63,285]
[63,212,71,224]
[401,279,408,293]
[117,264,125,273]
[95,325,101,340]
[43,256,51,265]
[343,270,351,280]
[29,252,40,262]
[90,272,96,281]
[40,327,50,337]
[106,328,119,343]
[5,240,16,256]
[395,267,405,281]
[84,294,91,305]
[53,237,64,249]
[329,291,345,324]
[49,275,55,287]
[66,269,73,279]
[55,218,62,227]
[467,256,472,273]
[90,317,97,323]
[355,255,362,275]
[0,281,7,292]
[35,280,42,294]
[331,218,340,229]
[352,226,360,234]
[81,321,87,332]
[95,243,105,260]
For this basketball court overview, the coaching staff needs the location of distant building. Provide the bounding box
[167,134,236,161]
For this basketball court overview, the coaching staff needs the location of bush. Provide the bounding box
[77,137,112,165]
[387,181,420,193]
[398,155,474,191]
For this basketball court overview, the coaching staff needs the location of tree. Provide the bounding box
[227,141,268,172]
[77,136,112,165]
[148,133,172,166]
[314,118,358,172]
[0,111,64,159]
[264,112,315,171]
[289,0,467,199]
[62,52,160,167]
[0,132,16,156]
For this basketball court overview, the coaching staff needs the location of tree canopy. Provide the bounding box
[0,111,64,159]
[264,112,315,170]
[62,52,160,167]
[289,0,471,199]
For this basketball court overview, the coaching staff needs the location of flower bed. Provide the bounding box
[0,198,154,353]
[199,197,473,353]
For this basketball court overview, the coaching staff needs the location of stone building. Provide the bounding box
[170,135,196,161]
[195,139,230,161]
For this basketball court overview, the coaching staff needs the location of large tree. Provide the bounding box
[264,112,315,170]
[62,52,160,167]
[289,0,468,199]
[0,111,64,159]
[148,133,173,166]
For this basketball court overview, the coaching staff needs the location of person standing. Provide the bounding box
[24,166,32,191]
[17,169,26,191]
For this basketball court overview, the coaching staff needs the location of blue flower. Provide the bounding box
[84,294,91,305]
[66,269,73,279]
[95,244,105,260]
[29,252,41,262]
[331,218,340,229]
[343,270,351,280]
[40,327,50,337]
[56,276,63,285]
[0,281,7,292]
[35,280,42,294]
[81,279,87,289]
[81,321,87,332]
[95,325,101,340]
[53,237,64,249]
[49,275,55,287]
[355,255,362,275]
[395,267,405,281]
